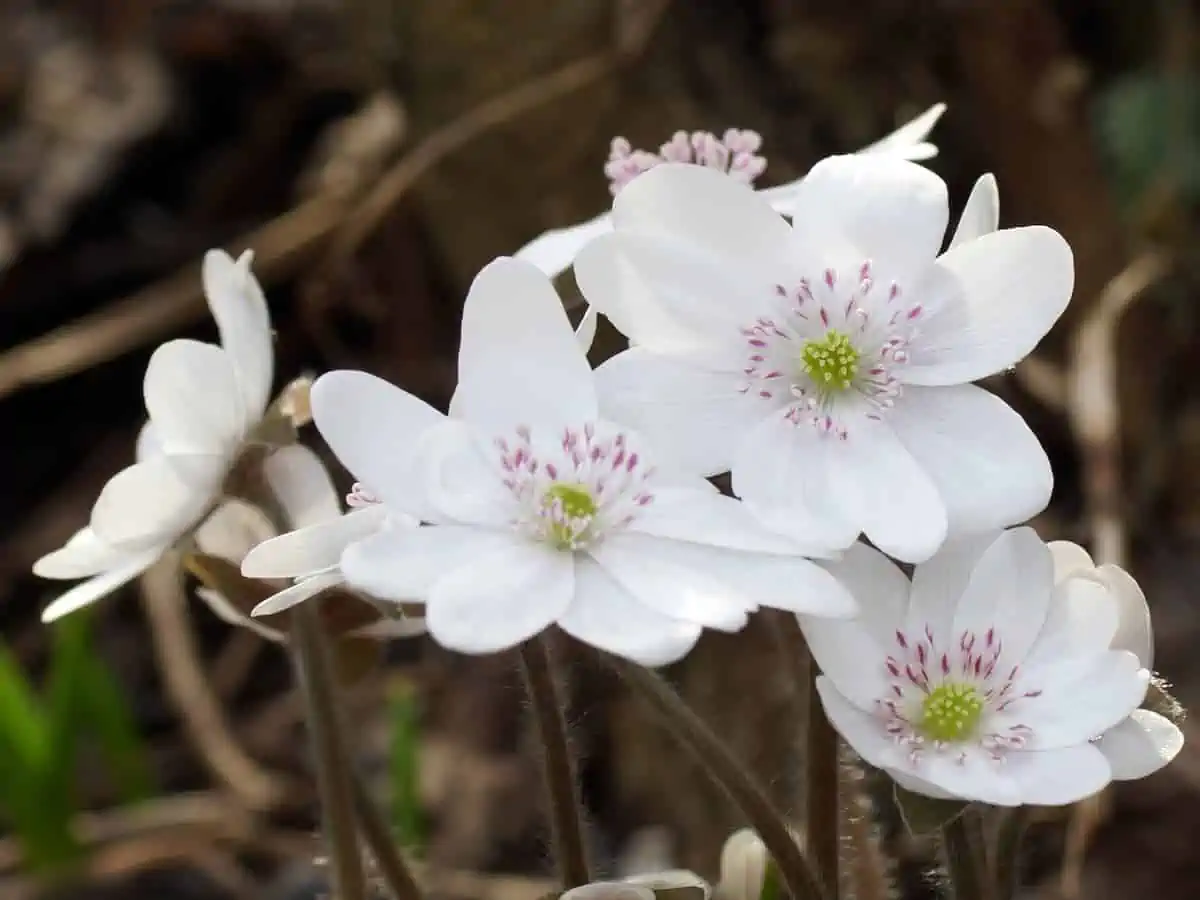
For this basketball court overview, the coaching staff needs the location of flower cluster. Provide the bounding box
[33,101,1182,814]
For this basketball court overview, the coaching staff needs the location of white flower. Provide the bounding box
[1046,540,1184,780]
[235,445,426,639]
[804,528,1160,807]
[514,104,946,288]
[577,157,1073,562]
[33,250,274,621]
[311,257,855,665]
[716,828,769,900]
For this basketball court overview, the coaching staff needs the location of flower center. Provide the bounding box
[539,483,599,550]
[800,329,860,393]
[920,682,984,743]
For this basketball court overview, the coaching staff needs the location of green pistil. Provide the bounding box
[542,483,597,549]
[800,330,860,392]
[920,683,984,743]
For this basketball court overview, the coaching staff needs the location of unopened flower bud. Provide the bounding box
[717,829,769,900]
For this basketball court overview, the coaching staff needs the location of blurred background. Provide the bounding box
[0,1,1198,898]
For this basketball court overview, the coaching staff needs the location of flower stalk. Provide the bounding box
[994,808,1028,900]
[517,636,591,889]
[604,654,829,900]
[291,602,367,900]
[351,768,425,900]
[941,816,990,900]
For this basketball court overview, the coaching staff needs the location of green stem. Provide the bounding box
[517,637,591,889]
[994,808,1028,900]
[291,603,367,900]
[351,769,425,900]
[604,654,829,900]
[941,816,988,900]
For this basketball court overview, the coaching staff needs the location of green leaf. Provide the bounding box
[389,676,425,852]
[0,643,49,769]
[893,785,970,836]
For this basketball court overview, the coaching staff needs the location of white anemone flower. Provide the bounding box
[514,104,946,288]
[804,528,1159,806]
[311,257,855,666]
[1047,540,1184,780]
[33,250,273,621]
[577,157,1073,562]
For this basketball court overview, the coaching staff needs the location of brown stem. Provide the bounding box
[351,770,425,900]
[517,637,591,889]
[291,603,366,900]
[604,655,828,900]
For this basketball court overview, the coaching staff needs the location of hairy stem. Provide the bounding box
[291,603,366,900]
[605,655,828,900]
[517,637,591,889]
[994,808,1028,900]
[351,769,425,900]
[941,816,988,900]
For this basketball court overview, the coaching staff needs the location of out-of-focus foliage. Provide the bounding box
[389,675,426,853]
[1095,72,1200,211]
[0,613,153,875]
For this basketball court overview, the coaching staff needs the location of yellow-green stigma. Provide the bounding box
[800,329,860,392]
[920,683,984,743]
[541,483,598,549]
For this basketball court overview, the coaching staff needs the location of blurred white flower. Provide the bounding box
[804,528,1157,806]
[514,104,946,287]
[579,157,1073,562]
[1048,540,1184,780]
[312,257,855,665]
[34,250,273,621]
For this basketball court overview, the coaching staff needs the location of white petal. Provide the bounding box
[575,305,598,353]
[595,347,772,477]
[1099,564,1154,669]
[817,541,909,649]
[242,505,388,579]
[559,556,702,665]
[143,339,245,455]
[830,419,948,564]
[787,154,948,286]
[889,384,1052,534]
[513,210,613,279]
[816,676,907,769]
[251,570,345,617]
[595,532,856,624]
[90,455,223,549]
[1015,650,1148,749]
[34,528,127,579]
[1023,573,1119,670]
[413,419,519,527]
[425,541,573,654]
[136,421,163,461]
[887,767,960,801]
[800,614,890,710]
[856,103,947,160]
[340,523,517,602]
[452,257,596,431]
[1096,709,1184,780]
[629,487,830,555]
[730,412,860,551]
[195,587,283,642]
[195,499,276,563]
[952,527,1054,670]
[263,445,342,530]
[908,752,1019,807]
[905,532,997,646]
[589,534,752,631]
[903,227,1074,385]
[310,370,445,515]
[1048,540,1095,581]
[948,174,999,249]
[203,249,274,419]
[1004,744,1112,806]
[562,884,654,900]
[575,231,742,354]
[612,163,793,274]
[41,547,163,622]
